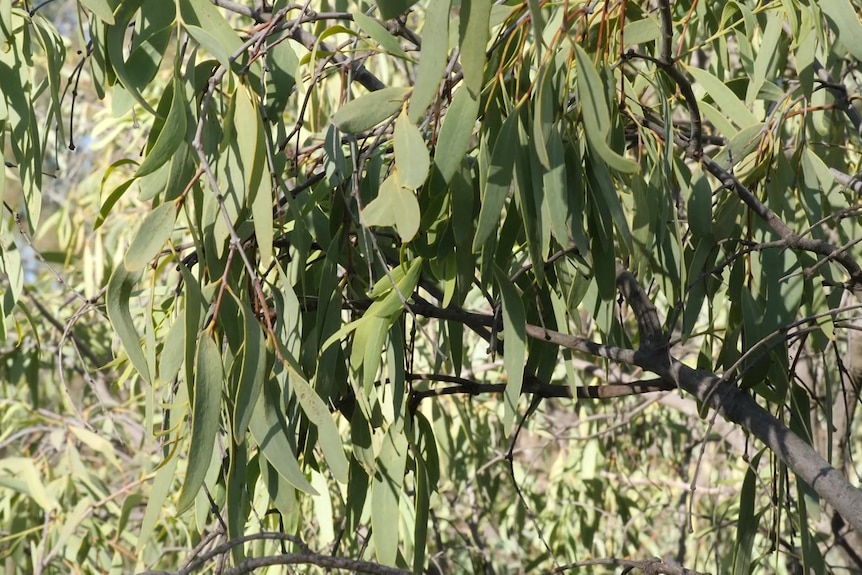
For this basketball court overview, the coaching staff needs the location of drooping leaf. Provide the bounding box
[362,175,421,242]
[494,266,526,429]
[394,110,430,189]
[458,0,492,97]
[472,111,520,252]
[371,423,408,566]
[408,0,451,122]
[124,202,177,271]
[433,87,479,183]
[574,45,639,173]
[106,264,150,382]
[135,77,188,178]
[176,331,223,513]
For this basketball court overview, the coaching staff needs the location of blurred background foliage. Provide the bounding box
[1,0,862,573]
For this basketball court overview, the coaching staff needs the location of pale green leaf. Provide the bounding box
[331,87,410,134]
[371,425,408,565]
[135,78,188,178]
[574,45,639,173]
[493,266,526,429]
[408,0,451,122]
[362,175,421,242]
[472,110,519,252]
[433,87,479,183]
[80,0,115,24]
[394,110,430,189]
[177,332,223,513]
[106,264,150,382]
[249,386,318,494]
[686,65,759,128]
[820,0,862,61]
[459,0,491,97]
[124,202,177,271]
[354,12,412,61]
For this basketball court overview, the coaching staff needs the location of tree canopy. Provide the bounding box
[2,0,862,573]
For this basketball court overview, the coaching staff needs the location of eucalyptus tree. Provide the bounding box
[2,0,862,573]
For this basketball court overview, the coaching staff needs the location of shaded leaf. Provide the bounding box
[394,110,430,189]
[494,266,526,429]
[331,87,410,134]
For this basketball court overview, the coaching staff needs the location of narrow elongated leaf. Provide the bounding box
[686,65,759,128]
[732,452,761,575]
[408,0,451,122]
[176,332,223,513]
[136,78,187,178]
[331,87,410,134]
[287,366,350,483]
[820,0,862,61]
[459,0,491,96]
[232,298,267,442]
[354,13,412,61]
[136,454,177,553]
[494,266,526,429]
[433,87,479,183]
[574,45,639,173]
[106,264,150,382]
[124,202,176,271]
[249,385,318,494]
[371,424,408,566]
[473,111,520,252]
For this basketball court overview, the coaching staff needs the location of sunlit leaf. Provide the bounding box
[124,202,177,271]
[176,331,223,513]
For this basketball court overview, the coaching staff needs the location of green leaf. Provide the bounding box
[80,0,115,24]
[362,175,421,242]
[371,424,408,565]
[820,0,862,61]
[231,298,267,442]
[433,87,479,183]
[574,45,639,173]
[493,266,526,429]
[686,65,759,129]
[459,0,492,97]
[176,331,223,513]
[124,202,177,271]
[373,0,417,20]
[105,0,160,115]
[249,384,318,495]
[287,366,350,484]
[184,24,231,72]
[732,451,761,575]
[106,264,150,382]
[394,110,430,189]
[137,453,178,553]
[354,13,412,61]
[543,126,572,245]
[331,87,410,134]
[179,0,245,69]
[135,77,188,178]
[472,111,519,252]
[408,0,451,122]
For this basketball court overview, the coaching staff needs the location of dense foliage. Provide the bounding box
[3,0,862,573]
